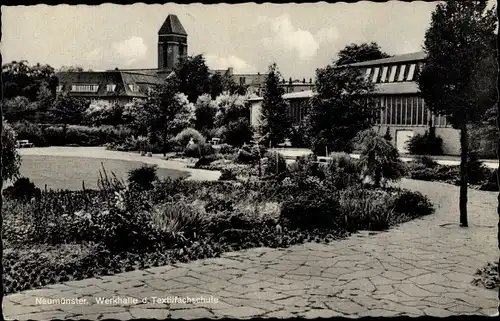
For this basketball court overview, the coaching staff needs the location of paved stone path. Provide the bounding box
[18,147,221,181]
[5,151,500,319]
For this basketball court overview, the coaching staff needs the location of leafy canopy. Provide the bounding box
[418,1,498,127]
[304,64,377,154]
[336,42,391,66]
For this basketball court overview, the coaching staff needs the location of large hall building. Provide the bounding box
[55,14,313,105]
[249,52,461,155]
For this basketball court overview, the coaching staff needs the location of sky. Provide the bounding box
[1,1,497,79]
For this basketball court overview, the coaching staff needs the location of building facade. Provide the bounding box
[249,52,461,155]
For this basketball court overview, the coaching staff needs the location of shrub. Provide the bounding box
[416,155,438,168]
[217,143,236,154]
[221,119,253,147]
[389,190,435,217]
[219,168,238,181]
[324,153,362,190]
[127,164,158,190]
[184,143,214,158]
[280,193,341,230]
[194,157,213,168]
[357,129,407,188]
[2,120,21,181]
[467,151,489,185]
[172,128,206,150]
[150,201,208,238]
[3,177,41,201]
[12,121,46,147]
[263,151,287,176]
[337,188,396,231]
[480,169,498,191]
[407,128,443,156]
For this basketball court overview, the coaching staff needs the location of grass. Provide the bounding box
[13,155,190,190]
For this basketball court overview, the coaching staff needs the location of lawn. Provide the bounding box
[14,155,190,190]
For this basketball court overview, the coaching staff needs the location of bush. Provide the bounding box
[127,165,158,190]
[221,119,253,147]
[324,153,362,189]
[337,188,396,231]
[357,129,407,188]
[172,128,206,150]
[194,157,213,168]
[219,168,238,181]
[150,201,208,237]
[389,190,435,217]
[184,143,214,158]
[3,177,41,201]
[217,143,236,154]
[416,155,438,168]
[12,121,46,147]
[280,193,341,230]
[23,124,134,147]
[480,169,498,191]
[3,121,21,181]
[407,128,443,156]
[467,151,489,185]
[263,151,287,176]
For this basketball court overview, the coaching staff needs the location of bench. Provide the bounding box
[210,138,221,145]
[16,140,33,148]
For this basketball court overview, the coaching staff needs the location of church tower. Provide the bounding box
[158,14,188,70]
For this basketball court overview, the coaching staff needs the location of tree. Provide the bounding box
[194,94,217,134]
[57,65,84,72]
[2,61,57,101]
[260,63,291,147]
[336,42,391,66]
[418,1,497,227]
[357,129,406,188]
[304,64,377,155]
[84,100,123,126]
[174,55,211,103]
[213,93,252,146]
[51,94,89,127]
[139,79,195,155]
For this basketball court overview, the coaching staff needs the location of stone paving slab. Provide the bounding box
[4,176,499,318]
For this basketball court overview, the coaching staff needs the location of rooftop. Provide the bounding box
[158,14,187,36]
[347,52,426,67]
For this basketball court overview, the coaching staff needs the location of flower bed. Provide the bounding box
[472,262,499,291]
[3,156,435,294]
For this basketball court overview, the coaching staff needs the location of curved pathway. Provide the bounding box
[18,147,221,181]
[4,151,499,319]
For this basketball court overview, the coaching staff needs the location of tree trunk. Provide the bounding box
[1,89,5,321]
[374,168,381,188]
[459,122,469,227]
[497,101,500,315]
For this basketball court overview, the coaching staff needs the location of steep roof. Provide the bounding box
[55,71,165,98]
[158,14,187,36]
[347,52,426,67]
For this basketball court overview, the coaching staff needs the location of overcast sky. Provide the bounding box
[1,2,496,79]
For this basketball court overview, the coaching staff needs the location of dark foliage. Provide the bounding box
[127,165,158,191]
[407,128,443,156]
[3,177,41,202]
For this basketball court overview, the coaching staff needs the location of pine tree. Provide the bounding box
[260,63,292,147]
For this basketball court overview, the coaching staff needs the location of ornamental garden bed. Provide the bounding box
[3,152,435,295]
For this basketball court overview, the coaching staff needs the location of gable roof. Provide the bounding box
[55,71,165,98]
[347,52,427,67]
[158,14,187,36]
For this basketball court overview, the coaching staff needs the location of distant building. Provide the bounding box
[249,52,460,155]
[55,14,272,104]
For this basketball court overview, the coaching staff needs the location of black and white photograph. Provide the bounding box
[0,0,498,319]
